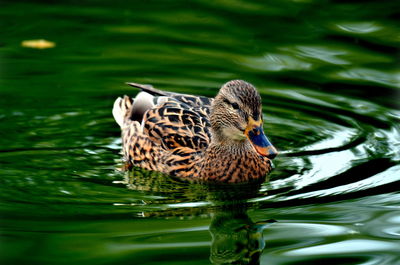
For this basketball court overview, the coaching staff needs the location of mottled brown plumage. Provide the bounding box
[112,80,278,183]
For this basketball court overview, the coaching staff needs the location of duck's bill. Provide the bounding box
[245,120,278,159]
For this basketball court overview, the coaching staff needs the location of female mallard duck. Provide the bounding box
[112,80,277,183]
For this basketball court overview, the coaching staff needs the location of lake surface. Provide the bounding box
[1,0,399,264]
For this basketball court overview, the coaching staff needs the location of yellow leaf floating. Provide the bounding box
[21,39,56,49]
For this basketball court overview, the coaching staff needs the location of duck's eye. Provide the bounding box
[223,98,240,111]
[231,102,240,110]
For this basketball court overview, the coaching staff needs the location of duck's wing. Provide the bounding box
[126,82,213,115]
[142,99,211,151]
[118,82,213,177]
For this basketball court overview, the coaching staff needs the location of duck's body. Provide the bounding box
[112,80,277,183]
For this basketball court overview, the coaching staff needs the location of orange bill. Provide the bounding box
[245,117,278,159]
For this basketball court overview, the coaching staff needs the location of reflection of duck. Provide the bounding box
[116,171,274,263]
[116,170,265,204]
[112,80,277,183]
[210,203,276,265]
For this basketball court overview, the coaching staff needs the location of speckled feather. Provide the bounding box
[113,80,274,183]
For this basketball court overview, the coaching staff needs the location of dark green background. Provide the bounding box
[1,0,399,264]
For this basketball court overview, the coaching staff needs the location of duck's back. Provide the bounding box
[112,84,213,178]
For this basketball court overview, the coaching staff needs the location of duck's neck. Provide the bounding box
[212,137,251,155]
[200,138,271,183]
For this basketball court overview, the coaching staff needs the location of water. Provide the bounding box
[1,0,399,264]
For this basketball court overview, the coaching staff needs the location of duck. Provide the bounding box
[112,80,278,184]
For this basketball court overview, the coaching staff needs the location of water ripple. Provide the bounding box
[284,239,400,256]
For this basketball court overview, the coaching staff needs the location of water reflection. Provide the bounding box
[210,203,276,265]
[119,170,277,264]
[336,22,382,34]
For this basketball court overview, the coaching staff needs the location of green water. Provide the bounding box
[1,0,400,264]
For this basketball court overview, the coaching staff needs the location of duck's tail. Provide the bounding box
[112,96,132,128]
[112,92,157,128]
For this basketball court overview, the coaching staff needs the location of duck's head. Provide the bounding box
[210,80,278,160]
